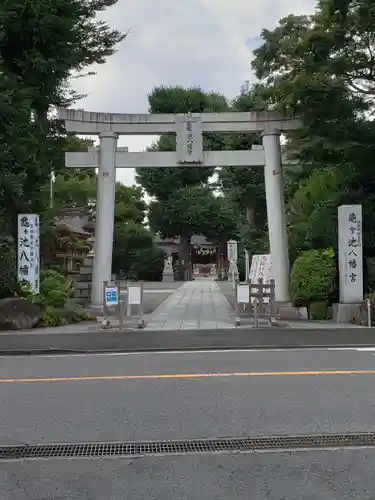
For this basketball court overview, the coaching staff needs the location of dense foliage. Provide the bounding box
[291,249,337,307]
[0,0,125,231]
[136,86,238,280]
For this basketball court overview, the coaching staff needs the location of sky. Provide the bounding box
[73,0,316,187]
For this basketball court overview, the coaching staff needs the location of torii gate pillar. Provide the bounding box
[262,129,290,303]
[91,131,118,306]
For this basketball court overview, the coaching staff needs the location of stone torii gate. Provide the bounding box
[57,108,301,307]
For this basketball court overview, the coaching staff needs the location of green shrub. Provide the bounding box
[0,235,18,299]
[18,282,35,299]
[309,301,329,320]
[291,248,336,307]
[17,269,93,327]
[38,269,71,308]
[60,300,95,323]
[40,306,68,327]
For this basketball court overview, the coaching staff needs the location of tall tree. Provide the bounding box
[216,84,268,255]
[0,0,125,227]
[316,0,375,101]
[0,0,126,120]
[136,86,235,280]
[136,86,227,200]
[252,13,364,168]
[0,75,36,224]
[251,0,375,288]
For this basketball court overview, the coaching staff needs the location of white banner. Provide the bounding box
[18,214,40,293]
[249,254,273,303]
[338,205,363,303]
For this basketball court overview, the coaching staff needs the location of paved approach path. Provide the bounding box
[145,279,235,330]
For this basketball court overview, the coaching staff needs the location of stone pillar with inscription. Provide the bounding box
[91,130,119,306]
[262,128,290,303]
[334,204,364,322]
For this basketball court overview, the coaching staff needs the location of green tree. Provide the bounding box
[216,84,269,256]
[251,0,375,293]
[115,184,147,226]
[136,86,228,200]
[0,75,39,230]
[129,245,165,281]
[0,0,125,295]
[136,86,235,280]
[316,0,375,101]
[0,0,126,120]
[61,135,96,180]
[112,184,161,278]
[287,166,354,260]
[0,0,125,227]
[112,223,155,278]
[45,172,158,279]
[252,13,365,168]
[148,187,237,244]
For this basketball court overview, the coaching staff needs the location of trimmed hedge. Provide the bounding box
[291,248,336,308]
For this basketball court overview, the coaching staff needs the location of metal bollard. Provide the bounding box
[367,298,372,327]
[235,280,240,326]
[253,298,259,328]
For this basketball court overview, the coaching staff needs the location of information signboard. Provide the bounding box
[105,285,119,306]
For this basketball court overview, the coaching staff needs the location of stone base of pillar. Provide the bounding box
[275,302,308,320]
[163,255,175,282]
[332,303,362,323]
[162,273,175,283]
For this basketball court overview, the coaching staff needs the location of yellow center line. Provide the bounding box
[1,369,375,384]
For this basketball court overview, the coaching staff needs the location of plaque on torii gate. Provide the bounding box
[175,113,203,164]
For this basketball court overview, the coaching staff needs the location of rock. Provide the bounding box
[0,297,43,330]
[351,300,375,326]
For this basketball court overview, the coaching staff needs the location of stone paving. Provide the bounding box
[144,279,235,331]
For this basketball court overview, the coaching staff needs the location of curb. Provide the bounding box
[1,343,375,357]
[1,326,375,356]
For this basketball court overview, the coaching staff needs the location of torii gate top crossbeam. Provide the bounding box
[57,107,301,135]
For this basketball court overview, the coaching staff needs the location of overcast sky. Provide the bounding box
[73,0,316,186]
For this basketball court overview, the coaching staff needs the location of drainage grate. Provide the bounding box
[1,433,375,460]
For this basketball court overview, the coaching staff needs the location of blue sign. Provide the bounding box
[105,286,118,306]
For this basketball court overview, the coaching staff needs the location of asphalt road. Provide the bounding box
[2,347,375,498]
[3,450,375,499]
